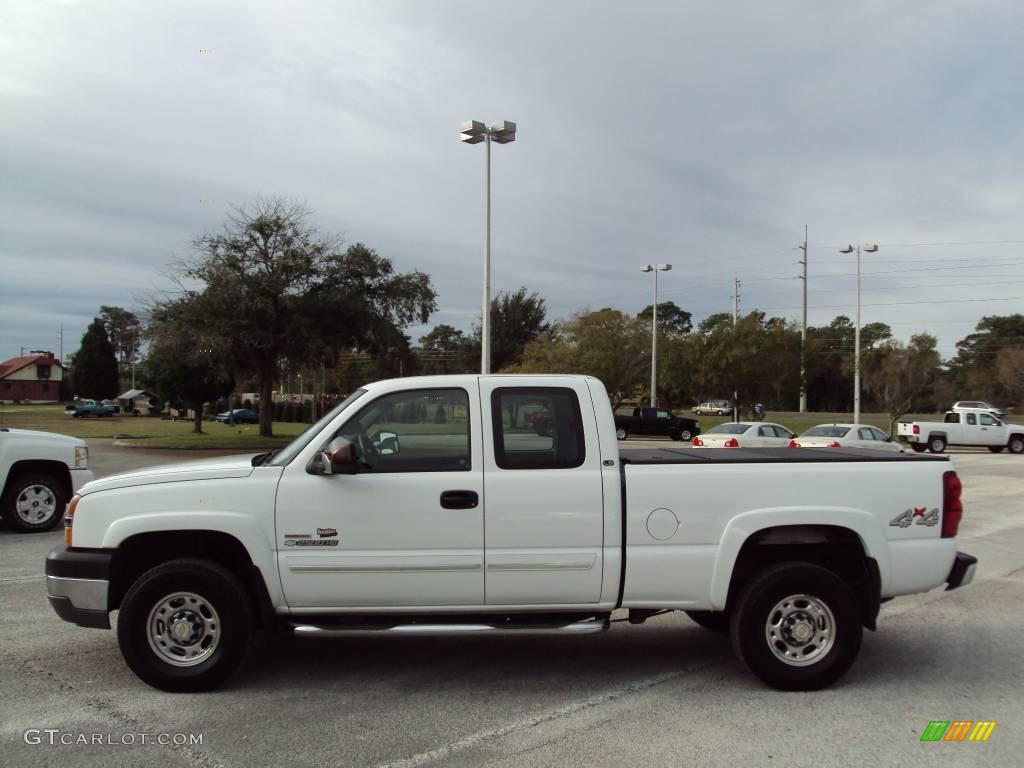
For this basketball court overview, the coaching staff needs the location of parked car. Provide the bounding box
[952,400,1006,419]
[692,422,795,448]
[693,400,732,416]
[791,424,903,452]
[614,407,700,441]
[48,373,976,693]
[897,409,1024,454]
[1,427,94,532]
[67,402,116,418]
[215,409,260,424]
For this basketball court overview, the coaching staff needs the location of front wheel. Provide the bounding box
[1009,436,1024,454]
[2,472,66,532]
[117,558,252,692]
[615,428,628,441]
[730,562,862,691]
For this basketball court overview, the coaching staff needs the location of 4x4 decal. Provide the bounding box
[890,507,940,528]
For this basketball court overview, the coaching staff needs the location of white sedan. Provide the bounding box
[692,422,796,448]
[791,423,904,452]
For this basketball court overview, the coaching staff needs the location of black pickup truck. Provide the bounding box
[614,407,700,441]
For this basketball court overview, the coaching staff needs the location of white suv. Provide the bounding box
[952,400,1006,419]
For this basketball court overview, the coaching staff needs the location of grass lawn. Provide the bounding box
[0,404,307,449]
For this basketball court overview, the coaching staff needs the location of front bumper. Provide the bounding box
[946,551,978,591]
[45,546,112,629]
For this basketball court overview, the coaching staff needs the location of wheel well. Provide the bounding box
[927,432,947,442]
[2,460,72,502]
[725,524,881,630]
[108,530,274,627]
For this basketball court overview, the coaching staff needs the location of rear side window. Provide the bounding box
[491,387,585,470]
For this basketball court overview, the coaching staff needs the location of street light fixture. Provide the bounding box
[839,243,879,426]
[460,119,517,374]
[642,264,672,407]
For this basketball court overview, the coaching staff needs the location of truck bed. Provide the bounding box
[620,446,950,464]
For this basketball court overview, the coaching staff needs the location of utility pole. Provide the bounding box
[731,278,740,421]
[798,226,808,413]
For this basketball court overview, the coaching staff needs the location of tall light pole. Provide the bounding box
[460,119,517,374]
[839,243,879,426]
[642,264,671,407]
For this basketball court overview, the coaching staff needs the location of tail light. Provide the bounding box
[913,424,920,435]
[64,494,80,547]
[724,437,739,448]
[789,439,800,447]
[942,471,963,538]
[692,437,704,447]
[828,441,841,448]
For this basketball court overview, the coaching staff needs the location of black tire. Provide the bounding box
[928,436,946,454]
[730,562,862,691]
[910,444,926,453]
[988,446,1005,454]
[677,428,694,442]
[117,558,252,692]
[1009,435,1024,454]
[2,472,67,532]
[615,428,628,441]
[717,410,726,416]
[686,610,729,632]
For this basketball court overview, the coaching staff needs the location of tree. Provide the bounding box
[146,298,234,434]
[512,308,648,407]
[862,334,940,434]
[419,324,469,374]
[947,314,1024,401]
[467,287,549,372]
[71,318,119,399]
[995,346,1024,406]
[637,301,693,337]
[98,306,142,365]
[170,197,437,436]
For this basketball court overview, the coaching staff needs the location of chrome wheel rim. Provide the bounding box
[764,594,836,667]
[680,430,692,441]
[146,592,221,667]
[15,484,57,524]
[616,429,626,440]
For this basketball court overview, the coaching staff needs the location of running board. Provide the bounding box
[288,618,610,637]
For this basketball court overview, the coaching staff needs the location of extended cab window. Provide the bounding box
[334,388,470,473]
[491,387,585,470]
[944,413,961,424]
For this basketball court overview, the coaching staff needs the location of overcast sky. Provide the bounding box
[3,0,1023,365]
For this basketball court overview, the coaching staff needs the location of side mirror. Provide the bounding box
[376,431,400,455]
[307,436,359,475]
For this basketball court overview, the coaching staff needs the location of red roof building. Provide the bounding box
[0,351,64,403]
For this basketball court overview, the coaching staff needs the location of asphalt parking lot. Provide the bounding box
[2,439,1022,767]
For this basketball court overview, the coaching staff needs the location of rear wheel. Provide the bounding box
[117,558,252,692]
[2,472,66,532]
[615,428,628,441]
[988,446,1005,454]
[1009,436,1024,454]
[677,428,694,442]
[928,436,946,453]
[730,562,862,691]
[686,610,729,632]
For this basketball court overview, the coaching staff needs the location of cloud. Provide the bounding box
[2,0,1023,366]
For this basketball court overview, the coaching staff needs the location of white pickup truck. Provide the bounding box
[1,427,94,532]
[897,409,1024,454]
[46,375,977,693]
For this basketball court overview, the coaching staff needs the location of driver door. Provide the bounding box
[274,385,484,608]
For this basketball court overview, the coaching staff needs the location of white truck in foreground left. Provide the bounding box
[47,375,977,692]
[1,427,93,532]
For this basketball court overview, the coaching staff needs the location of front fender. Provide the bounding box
[708,506,891,610]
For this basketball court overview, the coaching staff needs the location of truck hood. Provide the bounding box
[0,427,86,447]
[79,454,257,495]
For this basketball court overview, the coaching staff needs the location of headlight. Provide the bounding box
[74,445,88,469]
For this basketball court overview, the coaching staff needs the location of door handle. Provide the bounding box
[440,490,479,509]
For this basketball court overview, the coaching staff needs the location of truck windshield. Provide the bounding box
[268,389,367,466]
[707,423,750,435]
[803,426,851,438]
